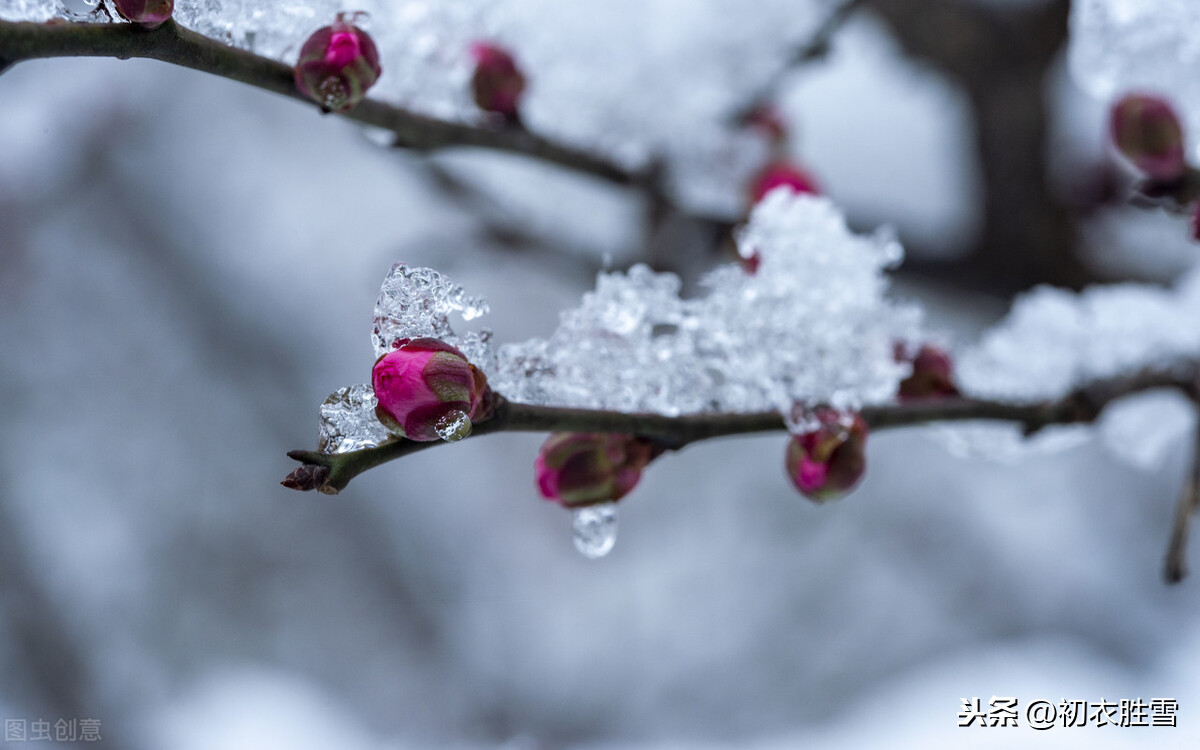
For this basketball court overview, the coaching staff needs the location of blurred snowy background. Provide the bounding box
[2,0,1200,748]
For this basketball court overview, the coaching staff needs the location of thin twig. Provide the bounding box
[284,365,1199,494]
[1164,388,1200,583]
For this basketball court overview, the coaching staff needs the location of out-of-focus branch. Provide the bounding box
[728,0,866,122]
[1164,384,1200,584]
[284,365,1198,495]
[0,19,641,187]
[865,0,1089,292]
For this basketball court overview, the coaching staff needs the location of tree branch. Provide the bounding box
[0,18,642,187]
[284,365,1199,495]
[1164,386,1200,584]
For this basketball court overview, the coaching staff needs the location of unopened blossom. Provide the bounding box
[1110,93,1186,183]
[294,19,382,112]
[786,408,867,502]
[749,160,820,205]
[536,433,662,508]
[372,338,488,442]
[113,0,173,28]
[897,344,959,400]
[470,42,526,122]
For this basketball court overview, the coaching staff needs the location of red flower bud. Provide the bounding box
[113,0,172,29]
[896,344,959,400]
[535,433,661,508]
[785,408,867,502]
[470,42,526,122]
[294,19,382,112]
[372,338,486,442]
[1110,93,1186,182]
[749,160,820,206]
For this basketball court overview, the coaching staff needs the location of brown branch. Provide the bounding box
[284,364,1199,495]
[1164,386,1200,584]
[0,18,642,187]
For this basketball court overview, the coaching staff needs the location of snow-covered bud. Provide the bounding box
[896,343,959,400]
[749,160,820,205]
[536,433,661,508]
[294,19,382,112]
[785,408,867,502]
[1110,94,1186,182]
[372,338,486,442]
[470,42,526,122]
[114,0,173,28]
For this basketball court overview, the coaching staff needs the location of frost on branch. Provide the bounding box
[492,191,921,416]
[311,192,920,454]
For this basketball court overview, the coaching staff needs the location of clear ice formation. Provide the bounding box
[317,384,392,454]
[571,502,618,559]
[319,191,919,453]
[492,191,920,418]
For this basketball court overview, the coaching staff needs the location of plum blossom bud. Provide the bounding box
[1110,94,1186,182]
[749,160,820,206]
[470,42,526,122]
[114,0,173,28]
[535,433,662,508]
[372,338,488,442]
[294,18,382,112]
[785,408,867,502]
[896,343,959,400]
[1191,202,1200,243]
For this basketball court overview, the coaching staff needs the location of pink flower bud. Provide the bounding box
[1191,202,1200,243]
[749,160,820,205]
[470,42,526,122]
[785,408,867,502]
[114,0,172,28]
[535,433,662,508]
[896,343,959,401]
[371,338,486,442]
[1110,94,1186,182]
[294,19,382,112]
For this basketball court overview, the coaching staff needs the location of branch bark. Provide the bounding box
[285,365,1199,495]
[0,19,642,187]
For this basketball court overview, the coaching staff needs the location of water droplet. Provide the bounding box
[319,77,349,111]
[435,409,472,442]
[571,502,618,559]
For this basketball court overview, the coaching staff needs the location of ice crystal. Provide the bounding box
[571,502,618,559]
[492,191,921,416]
[318,384,391,454]
[1069,0,1200,162]
[958,269,1200,403]
[372,263,490,358]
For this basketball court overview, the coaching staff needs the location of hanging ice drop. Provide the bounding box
[571,502,618,559]
[434,409,472,442]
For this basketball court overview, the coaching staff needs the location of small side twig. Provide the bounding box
[1164,386,1200,583]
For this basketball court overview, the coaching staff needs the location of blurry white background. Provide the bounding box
[1,1,1199,748]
